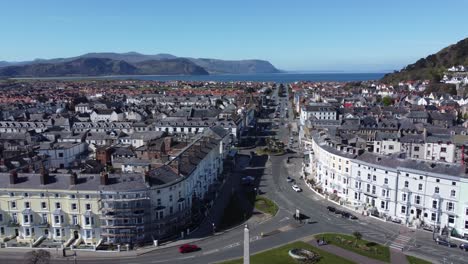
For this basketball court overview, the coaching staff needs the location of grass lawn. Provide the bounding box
[218,241,356,264]
[254,196,278,216]
[406,255,432,264]
[319,233,390,263]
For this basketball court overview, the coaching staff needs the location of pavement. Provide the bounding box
[1,85,466,264]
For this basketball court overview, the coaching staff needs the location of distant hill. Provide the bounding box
[382,38,468,83]
[0,52,280,76]
[0,57,208,77]
[188,58,280,74]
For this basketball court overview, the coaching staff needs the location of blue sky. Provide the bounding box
[0,0,467,72]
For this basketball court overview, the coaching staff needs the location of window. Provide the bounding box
[40,193,45,198]
[432,200,438,209]
[11,201,16,209]
[435,187,439,194]
[55,228,61,237]
[12,213,17,223]
[85,195,90,199]
[448,215,454,224]
[436,179,440,183]
[157,199,161,206]
[54,193,59,198]
[372,175,376,181]
[384,178,388,184]
[401,206,406,214]
[404,181,409,188]
[25,228,31,236]
[41,214,47,224]
[431,213,436,221]
[357,171,361,177]
[389,145,394,150]
[414,146,419,151]
[55,202,61,209]
[382,189,386,197]
[441,147,447,153]
[415,196,421,204]
[367,174,371,180]
[85,204,91,210]
[0,214,3,222]
[381,201,385,209]
[25,202,30,208]
[0,227,4,235]
[465,221,468,229]
[71,203,77,210]
[372,186,376,194]
[41,202,47,209]
[452,182,456,186]
[169,195,173,202]
[451,190,456,197]
[24,193,29,197]
[402,193,407,201]
[58,152,64,157]
[85,217,91,225]
[72,215,78,225]
[54,215,60,224]
[366,184,370,193]
[418,184,423,191]
[447,202,454,212]
[70,194,76,199]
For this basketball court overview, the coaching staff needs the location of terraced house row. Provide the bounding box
[0,127,231,248]
[306,131,468,240]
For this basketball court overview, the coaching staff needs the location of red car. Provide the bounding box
[178,244,200,253]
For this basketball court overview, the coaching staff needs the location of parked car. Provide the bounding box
[241,176,255,185]
[179,244,200,253]
[460,243,468,251]
[334,209,343,215]
[341,211,351,218]
[435,237,457,247]
[326,206,336,212]
[292,184,302,192]
[286,176,294,182]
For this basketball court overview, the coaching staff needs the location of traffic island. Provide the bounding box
[406,255,432,264]
[218,241,355,264]
[254,196,278,216]
[317,233,390,263]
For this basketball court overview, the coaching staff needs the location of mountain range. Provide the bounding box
[0,52,280,77]
[382,37,468,83]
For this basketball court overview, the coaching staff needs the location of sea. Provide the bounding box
[21,72,386,83]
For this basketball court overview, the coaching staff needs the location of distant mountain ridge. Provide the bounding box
[0,52,280,77]
[0,57,209,77]
[382,37,468,83]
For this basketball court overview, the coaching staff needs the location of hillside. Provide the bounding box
[188,58,280,74]
[0,57,208,77]
[382,38,468,83]
[0,52,280,75]
[135,58,208,75]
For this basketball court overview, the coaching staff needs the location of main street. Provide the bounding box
[1,85,467,264]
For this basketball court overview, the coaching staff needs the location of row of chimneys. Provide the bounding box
[8,170,151,187]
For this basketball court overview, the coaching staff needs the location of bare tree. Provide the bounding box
[24,250,51,264]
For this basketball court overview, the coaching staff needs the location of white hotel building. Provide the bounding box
[309,131,468,238]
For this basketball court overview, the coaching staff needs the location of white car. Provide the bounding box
[292,184,302,192]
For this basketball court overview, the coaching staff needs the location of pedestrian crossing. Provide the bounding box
[389,234,411,251]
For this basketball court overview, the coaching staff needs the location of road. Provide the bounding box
[1,84,467,264]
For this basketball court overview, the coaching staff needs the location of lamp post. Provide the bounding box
[243,225,250,264]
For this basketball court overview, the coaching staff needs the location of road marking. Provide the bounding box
[178,255,196,260]
[223,242,240,249]
[203,249,219,255]
[250,236,260,242]
[279,216,290,222]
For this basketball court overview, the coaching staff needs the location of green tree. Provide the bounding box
[352,231,362,247]
[382,96,393,106]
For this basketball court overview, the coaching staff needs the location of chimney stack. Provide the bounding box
[100,171,109,185]
[70,172,77,185]
[9,170,18,185]
[144,171,150,185]
[40,165,48,185]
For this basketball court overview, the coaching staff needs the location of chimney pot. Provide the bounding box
[9,170,18,185]
[100,172,109,185]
